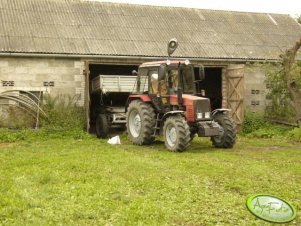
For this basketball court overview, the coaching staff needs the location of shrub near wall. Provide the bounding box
[0,94,89,143]
[241,111,294,139]
[40,94,88,138]
[41,94,85,130]
[288,127,301,142]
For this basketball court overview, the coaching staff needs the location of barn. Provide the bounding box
[1,0,301,130]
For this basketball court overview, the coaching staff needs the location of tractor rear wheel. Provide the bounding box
[163,115,190,152]
[211,113,236,148]
[96,114,109,138]
[126,100,156,145]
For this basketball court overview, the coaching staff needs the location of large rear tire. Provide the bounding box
[211,113,236,148]
[96,114,109,138]
[163,115,190,152]
[126,100,156,145]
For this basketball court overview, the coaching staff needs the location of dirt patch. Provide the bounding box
[0,143,17,148]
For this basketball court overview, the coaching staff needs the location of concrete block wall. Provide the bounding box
[0,57,85,106]
[244,65,267,113]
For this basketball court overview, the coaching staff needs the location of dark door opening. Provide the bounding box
[88,64,138,131]
[194,67,222,110]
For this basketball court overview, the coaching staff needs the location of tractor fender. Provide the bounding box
[128,95,152,103]
[162,110,185,121]
[211,109,231,118]
[126,95,152,109]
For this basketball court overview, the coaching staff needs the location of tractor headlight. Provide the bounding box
[204,112,211,119]
[184,59,190,65]
[197,112,211,119]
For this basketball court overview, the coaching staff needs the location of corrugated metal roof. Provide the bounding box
[0,0,301,60]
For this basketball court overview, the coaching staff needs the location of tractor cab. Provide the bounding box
[135,60,202,112]
[139,59,195,95]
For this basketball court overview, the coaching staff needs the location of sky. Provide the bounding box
[94,0,301,17]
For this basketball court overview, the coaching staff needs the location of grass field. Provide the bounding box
[0,134,300,225]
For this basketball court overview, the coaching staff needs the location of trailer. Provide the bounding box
[90,74,147,138]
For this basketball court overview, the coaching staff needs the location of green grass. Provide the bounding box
[0,134,300,225]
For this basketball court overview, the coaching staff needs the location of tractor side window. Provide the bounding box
[149,70,159,94]
[182,67,194,94]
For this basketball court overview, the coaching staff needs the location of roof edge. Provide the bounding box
[0,52,281,63]
[91,1,292,17]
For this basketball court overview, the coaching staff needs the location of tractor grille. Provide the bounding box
[194,98,211,120]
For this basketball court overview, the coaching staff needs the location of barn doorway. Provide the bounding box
[194,67,223,110]
[88,63,138,132]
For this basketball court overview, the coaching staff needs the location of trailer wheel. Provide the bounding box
[211,113,236,148]
[96,114,109,138]
[163,115,190,152]
[126,100,155,145]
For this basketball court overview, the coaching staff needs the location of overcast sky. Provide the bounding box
[96,0,300,17]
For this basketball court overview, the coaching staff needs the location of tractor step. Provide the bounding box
[152,114,162,136]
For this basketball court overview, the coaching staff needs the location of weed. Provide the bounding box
[288,127,301,142]
[41,94,86,131]
[241,111,294,139]
[241,111,267,134]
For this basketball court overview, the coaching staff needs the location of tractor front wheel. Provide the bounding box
[126,100,156,145]
[163,115,190,152]
[211,113,236,148]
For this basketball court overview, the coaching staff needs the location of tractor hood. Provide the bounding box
[170,94,209,105]
[170,94,211,122]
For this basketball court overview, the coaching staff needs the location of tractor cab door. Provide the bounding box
[157,68,179,104]
[148,69,164,111]
[148,67,176,111]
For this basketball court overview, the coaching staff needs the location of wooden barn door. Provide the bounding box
[224,64,245,129]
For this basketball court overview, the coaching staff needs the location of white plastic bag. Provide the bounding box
[107,135,121,145]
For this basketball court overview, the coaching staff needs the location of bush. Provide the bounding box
[0,94,91,143]
[241,111,292,138]
[288,127,301,142]
[241,111,266,134]
[41,94,86,131]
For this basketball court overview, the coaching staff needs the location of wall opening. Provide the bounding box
[194,67,223,110]
[88,63,138,131]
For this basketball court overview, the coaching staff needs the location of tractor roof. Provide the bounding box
[139,60,189,68]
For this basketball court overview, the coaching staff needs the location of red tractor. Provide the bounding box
[126,39,236,151]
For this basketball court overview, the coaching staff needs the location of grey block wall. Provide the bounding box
[244,65,267,113]
[0,57,85,106]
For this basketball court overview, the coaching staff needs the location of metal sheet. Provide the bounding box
[0,0,300,60]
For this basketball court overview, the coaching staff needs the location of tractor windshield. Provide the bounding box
[180,66,194,94]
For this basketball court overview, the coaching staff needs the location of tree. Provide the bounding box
[280,37,301,126]
[297,15,301,24]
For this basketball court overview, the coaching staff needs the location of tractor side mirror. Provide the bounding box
[199,66,205,81]
[158,64,166,81]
